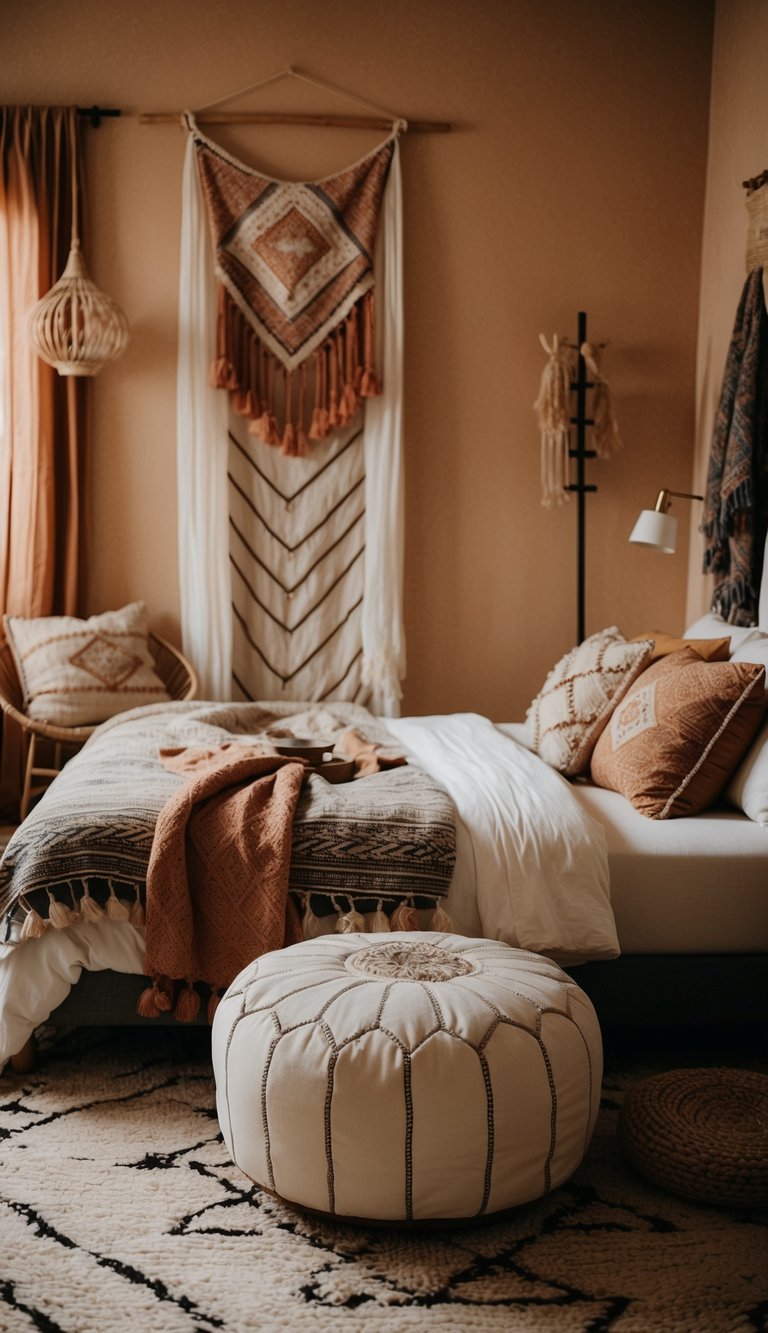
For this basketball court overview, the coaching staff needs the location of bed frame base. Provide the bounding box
[570,954,768,1031]
[33,952,768,1037]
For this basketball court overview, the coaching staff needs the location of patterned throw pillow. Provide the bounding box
[590,647,766,818]
[526,628,654,776]
[4,602,171,728]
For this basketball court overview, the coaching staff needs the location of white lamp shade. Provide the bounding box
[629,508,677,553]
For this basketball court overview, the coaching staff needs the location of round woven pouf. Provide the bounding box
[211,932,602,1223]
[619,1067,768,1208]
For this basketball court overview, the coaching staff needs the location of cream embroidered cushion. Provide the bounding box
[526,627,654,776]
[590,648,766,818]
[4,602,170,728]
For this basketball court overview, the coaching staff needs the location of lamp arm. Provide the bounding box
[653,488,704,513]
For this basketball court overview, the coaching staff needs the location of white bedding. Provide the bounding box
[386,714,618,963]
[498,721,768,954]
[0,713,618,1069]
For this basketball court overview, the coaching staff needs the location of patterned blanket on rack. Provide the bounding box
[0,701,456,942]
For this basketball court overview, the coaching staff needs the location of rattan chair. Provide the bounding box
[0,632,198,820]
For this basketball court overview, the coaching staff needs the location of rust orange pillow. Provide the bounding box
[590,648,766,818]
[630,631,730,664]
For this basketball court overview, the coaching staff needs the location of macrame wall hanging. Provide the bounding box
[534,311,621,640]
[163,69,446,712]
[191,116,394,455]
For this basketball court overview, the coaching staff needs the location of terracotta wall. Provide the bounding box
[686,0,768,625]
[4,0,713,718]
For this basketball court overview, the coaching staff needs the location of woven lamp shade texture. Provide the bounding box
[29,240,129,377]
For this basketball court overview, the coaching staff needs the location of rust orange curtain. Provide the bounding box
[0,106,88,811]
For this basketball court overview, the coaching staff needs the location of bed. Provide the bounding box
[1,617,767,1071]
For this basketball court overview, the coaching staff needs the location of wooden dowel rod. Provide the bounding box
[139,110,450,132]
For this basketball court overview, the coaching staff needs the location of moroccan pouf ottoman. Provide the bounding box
[211,932,603,1223]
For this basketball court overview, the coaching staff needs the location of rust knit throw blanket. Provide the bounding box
[140,744,305,1022]
[188,115,395,455]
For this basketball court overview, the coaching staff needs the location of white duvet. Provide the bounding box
[0,714,618,1069]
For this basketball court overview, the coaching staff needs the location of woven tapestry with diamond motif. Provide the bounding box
[189,115,394,456]
[177,119,405,715]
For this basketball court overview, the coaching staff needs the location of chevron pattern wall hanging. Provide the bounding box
[229,415,367,702]
[176,126,404,709]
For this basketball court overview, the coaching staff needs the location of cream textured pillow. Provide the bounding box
[590,648,766,819]
[526,628,654,776]
[4,602,170,728]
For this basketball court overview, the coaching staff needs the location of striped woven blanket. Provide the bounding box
[0,701,456,943]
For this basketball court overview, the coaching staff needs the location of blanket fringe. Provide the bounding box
[430,903,455,933]
[19,898,48,940]
[47,890,77,930]
[390,901,419,931]
[129,884,145,929]
[370,899,390,933]
[295,891,451,937]
[80,882,105,923]
[106,883,130,921]
[174,981,202,1023]
[137,975,173,1018]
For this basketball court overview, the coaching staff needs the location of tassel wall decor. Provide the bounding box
[534,312,620,642]
[534,334,574,508]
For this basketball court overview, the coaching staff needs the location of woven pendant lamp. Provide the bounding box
[28,110,129,376]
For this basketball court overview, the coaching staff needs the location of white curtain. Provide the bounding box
[177,131,405,712]
[362,137,405,716]
[176,133,232,700]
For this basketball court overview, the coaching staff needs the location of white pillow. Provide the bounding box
[526,627,654,777]
[4,602,170,728]
[724,638,768,826]
[684,613,768,654]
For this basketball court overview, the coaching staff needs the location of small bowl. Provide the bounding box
[274,738,334,765]
[314,756,356,784]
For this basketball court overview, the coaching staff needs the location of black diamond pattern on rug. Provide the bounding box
[1,1027,766,1332]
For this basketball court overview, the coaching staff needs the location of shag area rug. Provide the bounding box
[1,1027,766,1333]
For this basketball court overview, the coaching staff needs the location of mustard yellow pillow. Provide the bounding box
[590,648,766,818]
[630,631,730,663]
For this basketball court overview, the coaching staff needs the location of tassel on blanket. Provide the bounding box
[207,989,222,1024]
[175,981,201,1023]
[106,883,130,921]
[390,901,419,931]
[301,895,324,940]
[370,900,390,933]
[336,902,366,933]
[47,890,77,930]
[20,899,48,940]
[80,882,105,923]
[137,975,173,1018]
[430,902,454,933]
[535,334,574,509]
[129,884,145,929]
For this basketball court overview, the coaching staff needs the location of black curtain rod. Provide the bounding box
[76,106,122,128]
